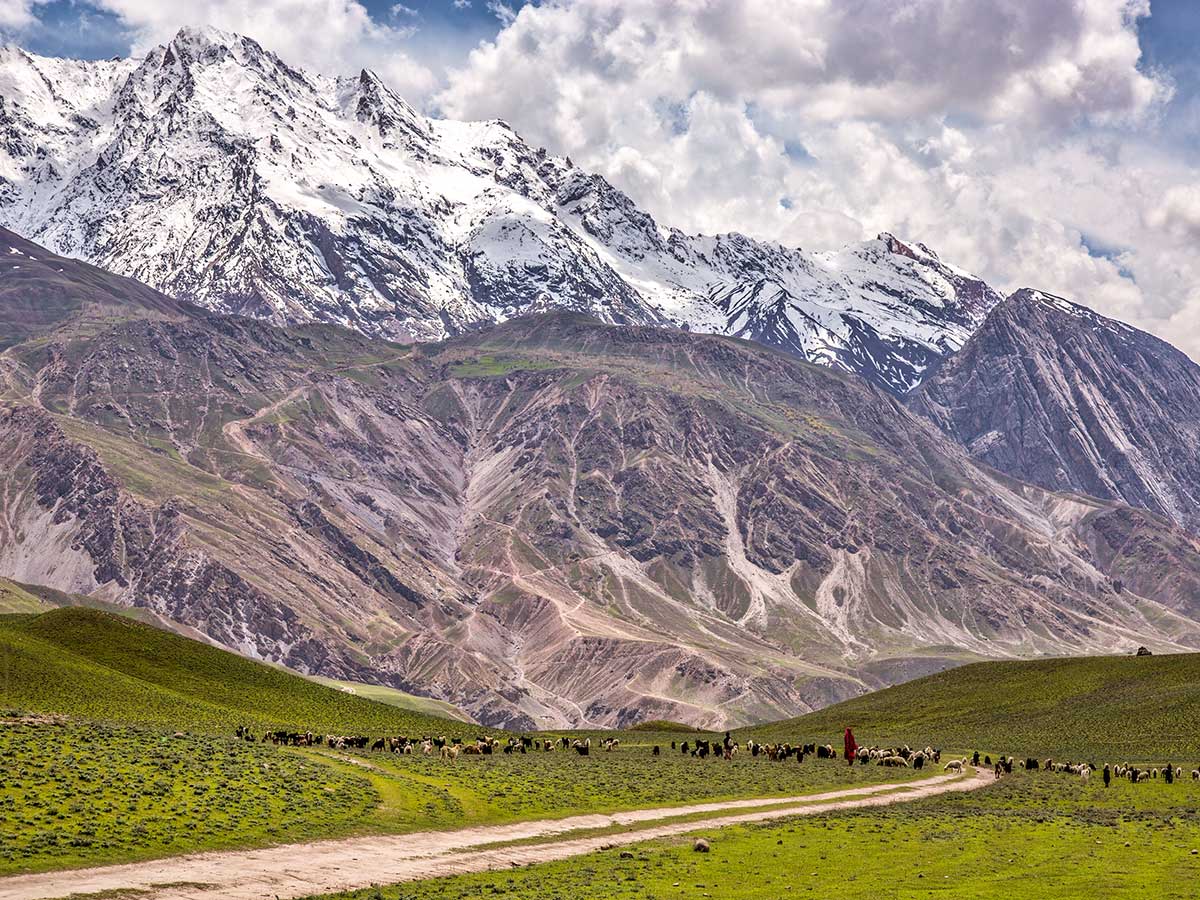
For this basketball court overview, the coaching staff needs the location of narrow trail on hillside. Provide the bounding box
[0,768,990,900]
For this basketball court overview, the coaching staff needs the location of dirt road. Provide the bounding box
[0,768,990,900]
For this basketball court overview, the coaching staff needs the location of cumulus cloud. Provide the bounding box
[0,0,45,31]
[1149,183,1200,239]
[437,0,1200,358]
[88,0,436,100]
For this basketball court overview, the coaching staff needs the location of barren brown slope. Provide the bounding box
[0,226,192,350]
[3,235,1200,729]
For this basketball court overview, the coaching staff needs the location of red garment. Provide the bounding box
[844,727,857,761]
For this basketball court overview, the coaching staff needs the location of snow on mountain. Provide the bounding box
[0,27,1003,393]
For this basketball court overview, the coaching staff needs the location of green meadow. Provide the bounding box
[752,651,1200,760]
[0,721,376,875]
[310,768,1200,900]
[0,607,453,736]
[0,608,909,875]
[5,605,1200,890]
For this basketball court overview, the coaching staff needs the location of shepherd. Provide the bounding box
[843,727,857,767]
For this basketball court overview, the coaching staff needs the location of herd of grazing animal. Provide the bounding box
[1035,759,1192,786]
[232,726,1198,791]
[855,744,941,769]
[233,727,599,761]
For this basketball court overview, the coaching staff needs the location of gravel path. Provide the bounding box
[0,768,990,900]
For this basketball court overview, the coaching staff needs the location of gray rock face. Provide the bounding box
[5,230,1200,729]
[910,289,1200,536]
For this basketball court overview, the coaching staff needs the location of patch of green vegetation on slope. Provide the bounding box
[748,652,1200,760]
[307,677,473,723]
[447,353,561,378]
[0,579,50,614]
[313,768,1200,900]
[0,607,458,736]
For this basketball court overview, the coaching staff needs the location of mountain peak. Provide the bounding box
[169,24,251,52]
[877,232,940,262]
[0,31,1004,394]
[158,25,273,72]
[1005,287,1140,339]
[912,283,1200,534]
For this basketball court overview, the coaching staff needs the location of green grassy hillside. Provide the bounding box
[749,652,1200,760]
[308,676,473,722]
[0,607,463,736]
[0,579,50,614]
[0,611,914,877]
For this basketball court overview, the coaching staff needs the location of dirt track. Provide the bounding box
[0,768,990,900]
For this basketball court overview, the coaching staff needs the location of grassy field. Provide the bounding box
[0,714,913,874]
[0,720,377,875]
[0,607,919,875]
[309,767,1200,900]
[749,652,1200,760]
[0,607,461,737]
[311,744,918,834]
[7,604,1200,887]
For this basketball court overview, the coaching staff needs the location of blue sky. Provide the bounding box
[16,1,1200,79]
[18,0,527,62]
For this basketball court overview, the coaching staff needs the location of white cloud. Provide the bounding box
[1149,183,1200,240]
[89,0,437,100]
[438,0,1200,359]
[0,0,45,31]
[486,2,516,26]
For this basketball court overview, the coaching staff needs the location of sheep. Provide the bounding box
[1192,770,1199,780]
[944,759,964,773]
[879,755,909,768]
[1080,767,1090,784]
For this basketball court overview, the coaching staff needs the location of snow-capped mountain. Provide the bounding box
[0,27,1002,393]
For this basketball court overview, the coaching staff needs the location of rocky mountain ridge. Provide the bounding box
[910,288,1200,536]
[0,27,1001,394]
[4,228,1200,728]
